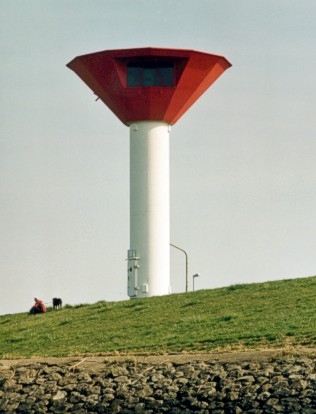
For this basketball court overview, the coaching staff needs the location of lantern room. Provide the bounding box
[67,47,231,125]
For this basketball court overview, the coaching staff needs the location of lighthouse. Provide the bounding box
[67,47,231,298]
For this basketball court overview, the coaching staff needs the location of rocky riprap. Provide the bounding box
[0,354,315,413]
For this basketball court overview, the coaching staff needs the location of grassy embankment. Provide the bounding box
[0,276,315,359]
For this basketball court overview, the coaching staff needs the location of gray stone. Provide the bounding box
[52,390,67,400]
[102,392,115,402]
[176,377,189,385]
[236,375,255,383]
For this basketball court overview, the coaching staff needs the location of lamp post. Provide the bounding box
[193,273,200,292]
[170,243,188,293]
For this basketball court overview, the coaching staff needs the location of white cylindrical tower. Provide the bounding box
[127,121,171,298]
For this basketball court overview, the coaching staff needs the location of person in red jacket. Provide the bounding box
[29,298,46,315]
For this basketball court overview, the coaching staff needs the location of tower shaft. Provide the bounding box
[128,121,170,297]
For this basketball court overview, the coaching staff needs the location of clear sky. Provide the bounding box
[1,0,316,315]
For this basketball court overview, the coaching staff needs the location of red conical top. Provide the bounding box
[67,47,231,125]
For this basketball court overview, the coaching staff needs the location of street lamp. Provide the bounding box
[170,243,188,292]
[193,273,200,292]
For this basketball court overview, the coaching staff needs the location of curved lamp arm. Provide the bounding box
[170,243,188,292]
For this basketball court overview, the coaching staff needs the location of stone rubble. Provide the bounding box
[0,355,315,413]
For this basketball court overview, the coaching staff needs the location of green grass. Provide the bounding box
[0,276,315,358]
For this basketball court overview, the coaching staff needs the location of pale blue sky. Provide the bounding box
[1,0,316,315]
